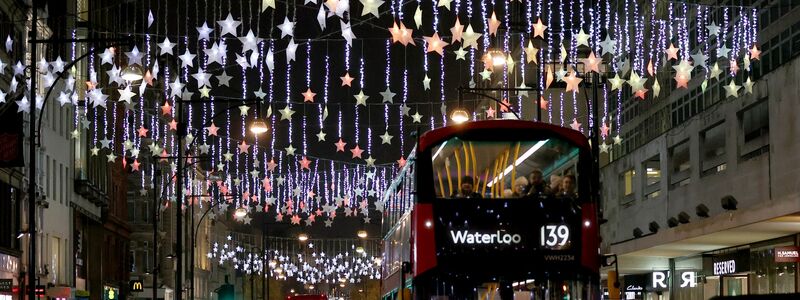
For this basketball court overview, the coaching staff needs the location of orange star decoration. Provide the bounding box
[238,141,250,154]
[488,12,500,36]
[85,81,97,91]
[674,73,689,89]
[538,96,548,109]
[647,59,655,76]
[340,73,354,86]
[532,18,547,38]
[161,101,172,116]
[131,159,141,171]
[389,21,415,46]
[582,52,601,73]
[335,138,346,152]
[168,119,178,131]
[397,156,407,167]
[634,88,649,100]
[300,156,312,170]
[424,32,448,56]
[563,72,583,93]
[499,98,511,112]
[350,145,364,159]
[400,22,415,46]
[729,60,740,74]
[450,17,464,43]
[137,126,149,137]
[206,122,219,136]
[485,106,496,118]
[749,45,761,60]
[665,43,679,60]
[325,0,339,12]
[144,70,154,86]
[302,88,316,102]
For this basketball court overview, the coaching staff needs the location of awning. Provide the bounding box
[606,213,800,274]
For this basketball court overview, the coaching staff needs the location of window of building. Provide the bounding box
[670,140,691,188]
[643,156,661,199]
[740,99,769,159]
[701,122,727,176]
[620,169,636,206]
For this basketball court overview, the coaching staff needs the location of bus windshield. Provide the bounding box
[431,136,580,200]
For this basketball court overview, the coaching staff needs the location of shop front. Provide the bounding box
[0,253,19,300]
[620,270,699,300]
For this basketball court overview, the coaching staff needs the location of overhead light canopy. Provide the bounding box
[298,233,309,242]
[357,230,368,239]
[249,119,269,134]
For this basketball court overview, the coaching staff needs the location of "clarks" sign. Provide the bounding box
[449,230,522,245]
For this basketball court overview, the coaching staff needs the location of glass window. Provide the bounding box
[670,140,690,173]
[430,137,579,200]
[644,156,661,186]
[622,169,636,196]
[741,100,769,143]
[701,122,727,174]
[750,240,796,295]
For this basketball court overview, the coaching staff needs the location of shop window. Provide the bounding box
[750,238,796,295]
[739,99,769,159]
[670,140,691,188]
[701,122,727,176]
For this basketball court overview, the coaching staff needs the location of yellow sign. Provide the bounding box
[130,280,144,292]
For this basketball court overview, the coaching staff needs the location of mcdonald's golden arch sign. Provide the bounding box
[129,280,144,292]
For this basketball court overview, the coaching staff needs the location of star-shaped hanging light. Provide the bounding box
[424,33,448,56]
[350,145,364,159]
[450,17,464,43]
[217,13,242,37]
[340,73,354,86]
[488,12,500,36]
[335,138,347,152]
[532,18,547,38]
[302,88,316,102]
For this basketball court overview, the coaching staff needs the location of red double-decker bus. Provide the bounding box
[380,120,600,299]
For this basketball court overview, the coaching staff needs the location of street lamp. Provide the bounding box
[121,64,144,81]
[485,50,507,67]
[297,234,309,242]
[234,207,248,218]
[249,119,269,135]
[357,230,368,239]
[449,108,470,124]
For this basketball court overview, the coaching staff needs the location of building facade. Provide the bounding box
[600,0,800,299]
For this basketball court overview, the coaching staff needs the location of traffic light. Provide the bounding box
[216,275,234,300]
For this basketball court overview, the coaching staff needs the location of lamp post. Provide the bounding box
[176,98,268,300]
[25,2,135,298]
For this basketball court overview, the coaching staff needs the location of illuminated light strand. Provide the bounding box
[502,0,510,105]
[322,52,329,136]
[436,0,446,127]
[467,0,475,80]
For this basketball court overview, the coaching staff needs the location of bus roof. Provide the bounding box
[418,120,589,153]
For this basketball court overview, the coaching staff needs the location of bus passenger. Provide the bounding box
[452,175,482,198]
[503,188,514,198]
[512,176,529,197]
[525,169,549,196]
[549,175,562,195]
[558,174,578,199]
